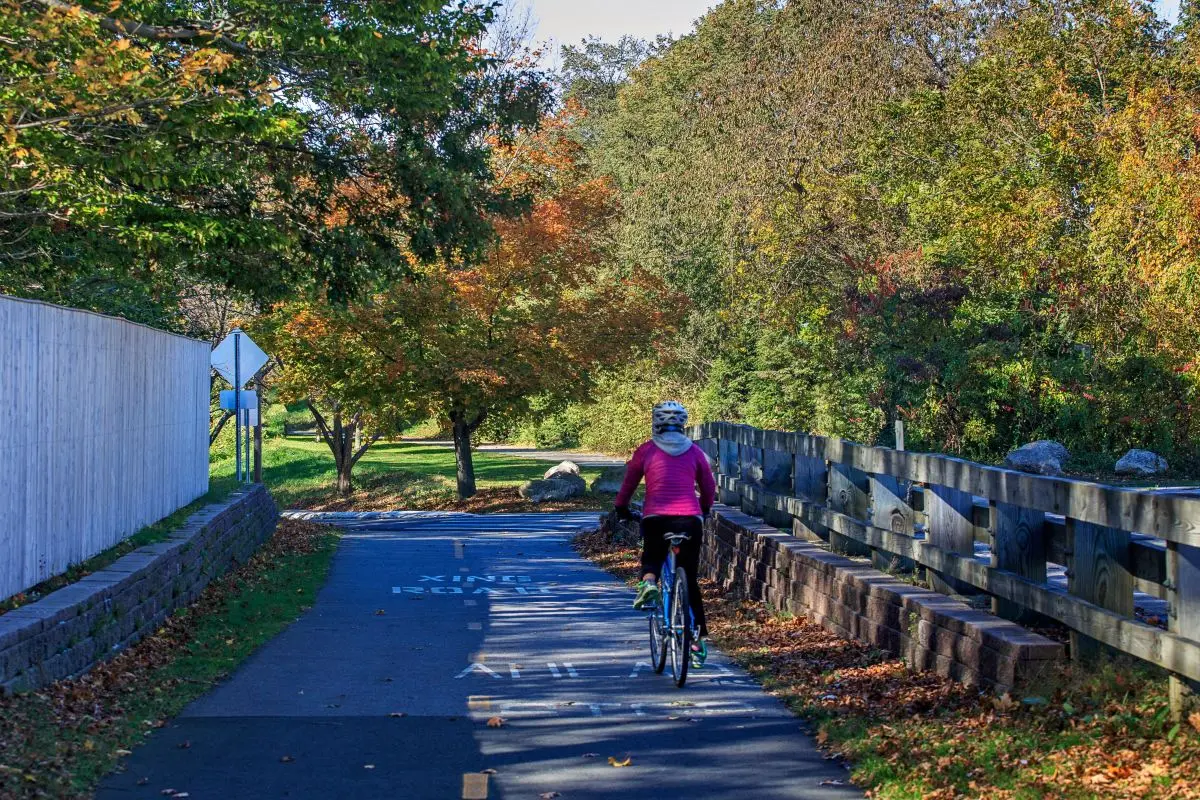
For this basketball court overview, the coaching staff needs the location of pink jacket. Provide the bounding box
[615,441,716,518]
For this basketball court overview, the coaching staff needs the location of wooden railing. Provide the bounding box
[688,421,1200,715]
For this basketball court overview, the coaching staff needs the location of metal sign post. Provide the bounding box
[211,327,269,485]
[234,331,242,482]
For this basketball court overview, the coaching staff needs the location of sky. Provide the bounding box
[524,0,714,56]
[524,0,1182,59]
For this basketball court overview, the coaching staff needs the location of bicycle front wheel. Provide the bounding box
[669,567,692,688]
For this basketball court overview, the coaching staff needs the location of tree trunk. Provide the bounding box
[453,416,477,500]
[336,467,353,497]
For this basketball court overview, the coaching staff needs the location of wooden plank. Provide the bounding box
[868,473,915,573]
[772,431,1200,547]
[993,502,1048,623]
[718,437,740,507]
[761,447,793,528]
[827,464,871,557]
[739,443,764,516]
[1169,542,1200,717]
[793,454,828,543]
[925,484,979,596]
[1069,520,1134,662]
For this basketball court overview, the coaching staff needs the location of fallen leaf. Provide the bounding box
[819,779,848,787]
[374,609,386,616]
[481,768,497,774]
[608,756,633,768]
[581,752,599,758]
[389,712,407,718]
[487,716,505,728]
[1189,711,1200,733]
[363,764,375,770]
[540,793,562,799]
[280,755,294,763]
[116,748,132,756]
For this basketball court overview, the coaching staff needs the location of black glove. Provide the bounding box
[614,505,633,521]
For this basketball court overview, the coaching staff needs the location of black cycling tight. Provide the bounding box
[639,515,707,637]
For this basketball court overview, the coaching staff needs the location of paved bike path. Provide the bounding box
[98,512,859,799]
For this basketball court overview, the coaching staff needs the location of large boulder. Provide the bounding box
[544,460,580,479]
[1115,449,1168,477]
[519,478,585,503]
[542,460,585,493]
[1004,441,1070,476]
[590,465,627,495]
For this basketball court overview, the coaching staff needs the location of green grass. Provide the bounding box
[0,522,339,797]
[223,436,607,509]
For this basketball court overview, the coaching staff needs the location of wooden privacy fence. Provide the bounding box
[0,296,211,602]
[689,421,1200,712]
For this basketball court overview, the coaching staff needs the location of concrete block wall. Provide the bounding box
[0,485,278,693]
[701,505,1064,692]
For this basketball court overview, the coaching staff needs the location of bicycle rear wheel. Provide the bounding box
[669,567,692,688]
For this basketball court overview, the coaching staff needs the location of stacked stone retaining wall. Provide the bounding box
[0,485,278,693]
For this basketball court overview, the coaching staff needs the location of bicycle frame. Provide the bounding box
[657,535,695,637]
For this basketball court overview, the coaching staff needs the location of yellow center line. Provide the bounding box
[462,772,488,799]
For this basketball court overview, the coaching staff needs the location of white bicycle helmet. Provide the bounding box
[652,401,689,435]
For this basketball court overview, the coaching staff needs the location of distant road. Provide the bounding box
[402,439,627,469]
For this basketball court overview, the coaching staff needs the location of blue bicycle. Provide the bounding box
[646,526,697,688]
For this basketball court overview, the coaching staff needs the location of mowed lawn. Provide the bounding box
[214,437,613,512]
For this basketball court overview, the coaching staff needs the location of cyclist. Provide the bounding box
[614,401,716,667]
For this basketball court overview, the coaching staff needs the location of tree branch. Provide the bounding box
[37,0,254,55]
[350,433,382,466]
[209,409,233,444]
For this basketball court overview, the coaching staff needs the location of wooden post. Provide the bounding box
[869,474,915,573]
[894,419,906,451]
[1068,520,1134,663]
[718,436,740,506]
[1168,541,1200,719]
[925,484,978,597]
[739,441,764,517]
[828,463,871,557]
[991,502,1047,622]
[793,452,829,544]
[761,433,793,529]
[253,378,263,483]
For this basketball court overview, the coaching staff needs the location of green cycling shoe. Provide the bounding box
[632,580,660,610]
[690,637,708,668]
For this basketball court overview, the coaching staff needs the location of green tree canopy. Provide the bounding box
[1,0,549,324]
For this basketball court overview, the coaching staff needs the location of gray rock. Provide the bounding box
[589,465,627,495]
[519,478,584,503]
[543,460,581,481]
[1004,441,1070,476]
[1115,449,1168,477]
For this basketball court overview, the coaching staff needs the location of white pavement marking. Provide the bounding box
[509,664,521,679]
[455,663,501,679]
[629,661,653,678]
[563,662,579,678]
[547,662,561,678]
[467,622,482,631]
